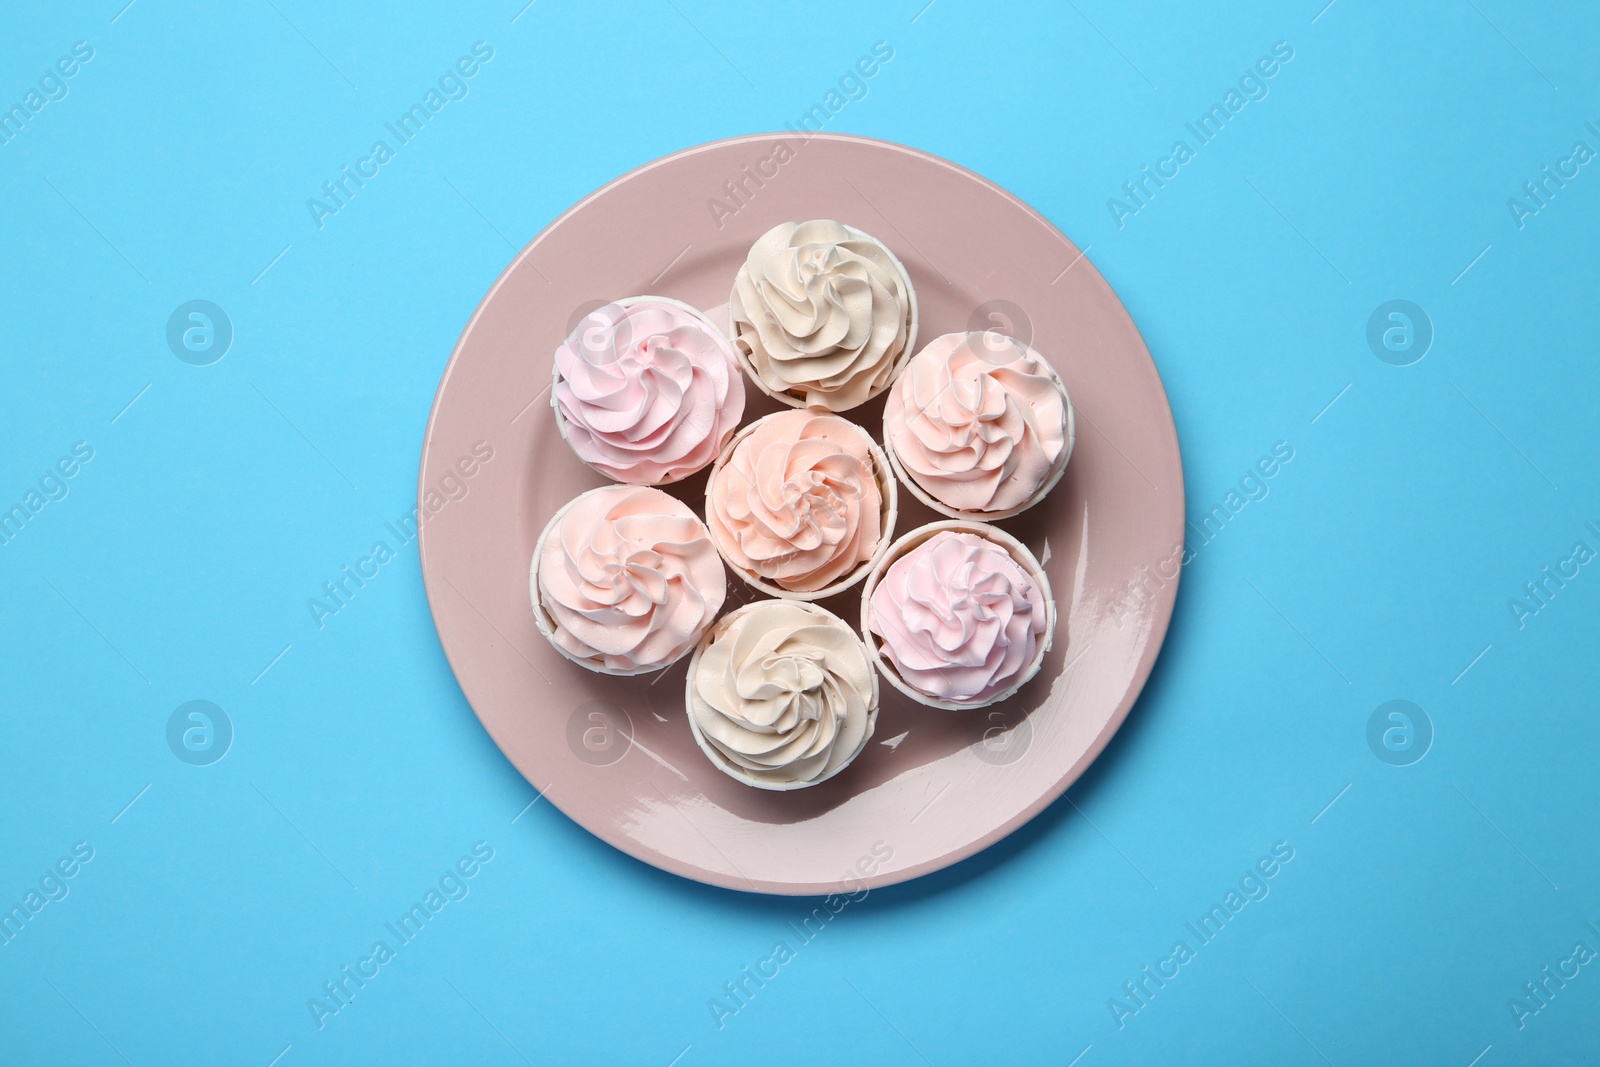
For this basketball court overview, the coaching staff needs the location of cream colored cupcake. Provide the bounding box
[729,220,917,412]
[686,600,878,790]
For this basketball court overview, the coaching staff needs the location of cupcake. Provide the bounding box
[705,409,896,599]
[686,600,878,790]
[552,297,745,484]
[883,331,1074,520]
[729,220,917,412]
[861,521,1054,710]
[530,484,725,675]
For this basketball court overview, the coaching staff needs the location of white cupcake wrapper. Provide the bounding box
[529,486,719,677]
[684,600,880,791]
[859,520,1056,711]
[727,223,919,413]
[882,339,1075,521]
[550,295,744,487]
[704,411,898,602]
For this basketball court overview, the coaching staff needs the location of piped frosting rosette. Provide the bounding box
[530,484,725,675]
[882,331,1074,520]
[861,521,1054,710]
[705,409,896,600]
[686,600,878,790]
[729,220,917,412]
[552,297,745,485]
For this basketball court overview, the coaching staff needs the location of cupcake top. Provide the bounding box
[688,600,877,789]
[884,331,1070,516]
[729,220,915,411]
[554,298,745,484]
[868,529,1050,706]
[534,485,725,673]
[706,410,889,595]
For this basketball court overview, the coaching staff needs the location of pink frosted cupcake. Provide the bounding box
[882,331,1073,520]
[530,484,726,675]
[552,297,745,484]
[861,521,1054,710]
[705,409,896,599]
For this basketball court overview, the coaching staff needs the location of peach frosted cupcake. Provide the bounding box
[882,331,1073,520]
[552,297,745,485]
[530,485,725,675]
[705,409,895,600]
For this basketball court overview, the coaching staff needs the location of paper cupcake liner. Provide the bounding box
[882,342,1075,522]
[704,412,898,602]
[529,485,719,677]
[684,600,879,791]
[727,223,919,412]
[859,520,1057,711]
[550,295,744,487]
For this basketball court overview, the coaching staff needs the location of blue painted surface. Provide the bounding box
[1,1,1596,1063]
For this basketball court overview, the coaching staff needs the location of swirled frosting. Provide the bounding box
[730,220,914,411]
[884,332,1069,514]
[535,485,725,673]
[707,410,885,593]
[689,601,876,788]
[554,300,745,484]
[869,530,1049,705]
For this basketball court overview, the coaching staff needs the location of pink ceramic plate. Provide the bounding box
[419,134,1183,895]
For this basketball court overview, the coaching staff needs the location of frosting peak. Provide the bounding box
[688,601,877,789]
[730,220,915,411]
[706,410,889,595]
[534,485,725,673]
[868,529,1050,706]
[554,299,745,484]
[884,331,1070,515]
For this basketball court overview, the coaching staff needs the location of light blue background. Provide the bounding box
[2,0,1596,1063]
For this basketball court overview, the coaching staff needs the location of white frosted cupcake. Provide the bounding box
[686,600,878,790]
[552,297,745,485]
[729,220,917,412]
[531,484,725,675]
[705,409,896,600]
[882,331,1074,520]
[861,521,1054,711]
